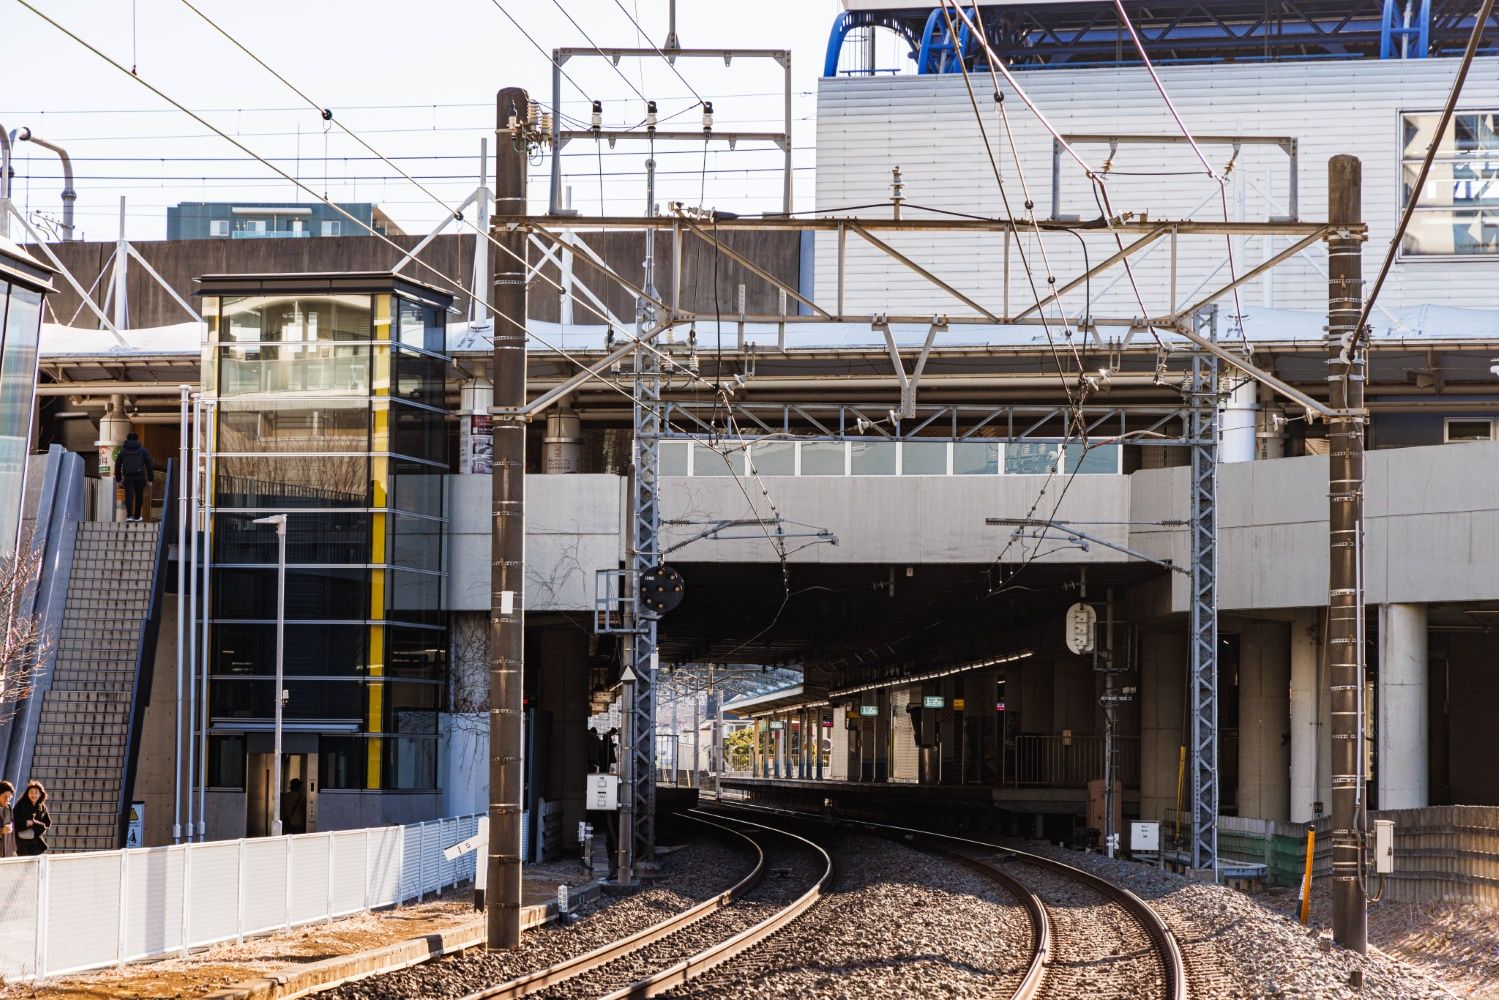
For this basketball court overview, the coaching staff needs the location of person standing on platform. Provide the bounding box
[0,781,17,858]
[14,781,50,856]
[114,432,155,523]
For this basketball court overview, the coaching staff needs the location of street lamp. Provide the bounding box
[252,514,288,836]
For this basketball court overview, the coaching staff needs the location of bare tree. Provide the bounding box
[0,532,52,721]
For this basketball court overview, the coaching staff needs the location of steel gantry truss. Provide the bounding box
[496,208,1365,886]
[1188,306,1221,872]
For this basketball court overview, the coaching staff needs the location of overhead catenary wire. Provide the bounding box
[1349,0,1497,355]
[166,0,735,404]
[1106,0,1249,342]
[168,0,803,591]
[13,0,706,427]
[609,0,707,106]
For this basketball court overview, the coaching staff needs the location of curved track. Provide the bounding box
[458,810,832,1000]
[707,803,1188,1000]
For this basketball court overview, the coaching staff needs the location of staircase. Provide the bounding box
[30,521,162,852]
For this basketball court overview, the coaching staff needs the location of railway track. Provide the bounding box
[456,810,831,1000]
[703,802,1189,1000]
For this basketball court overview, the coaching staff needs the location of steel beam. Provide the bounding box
[1188,306,1220,875]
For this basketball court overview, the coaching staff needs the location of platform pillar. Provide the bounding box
[1378,603,1428,809]
[1289,611,1328,822]
[1238,622,1291,820]
[1140,631,1187,827]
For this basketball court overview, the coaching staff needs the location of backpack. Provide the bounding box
[118,446,148,479]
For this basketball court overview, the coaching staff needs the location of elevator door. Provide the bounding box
[246,752,319,837]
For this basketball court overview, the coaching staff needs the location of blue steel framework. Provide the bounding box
[825,0,1498,75]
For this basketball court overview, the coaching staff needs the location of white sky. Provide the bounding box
[1,0,864,242]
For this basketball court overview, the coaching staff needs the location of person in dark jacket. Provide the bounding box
[114,432,154,522]
[0,781,16,858]
[14,781,49,856]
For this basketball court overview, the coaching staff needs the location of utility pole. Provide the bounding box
[1188,305,1220,876]
[488,86,530,951]
[626,158,663,870]
[1326,154,1367,954]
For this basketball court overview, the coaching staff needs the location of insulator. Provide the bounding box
[591,100,602,131]
[506,114,519,136]
[688,350,700,376]
[541,111,553,134]
[526,99,540,128]
[702,100,714,134]
[646,100,658,132]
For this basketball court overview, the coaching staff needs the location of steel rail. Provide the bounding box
[457,813,765,1000]
[706,801,1189,1000]
[897,836,1051,1000]
[597,808,834,1000]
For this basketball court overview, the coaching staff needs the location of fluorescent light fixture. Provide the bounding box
[828,650,1033,700]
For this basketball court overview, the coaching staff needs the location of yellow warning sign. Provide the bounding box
[953,698,966,711]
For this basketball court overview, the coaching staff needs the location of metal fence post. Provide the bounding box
[417,821,427,901]
[363,829,372,912]
[284,838,293,931]
[236,839,247,942]
[179,845,191,958]
[326,832,335,923]
[35,855,49,976]
[117,850,129,968]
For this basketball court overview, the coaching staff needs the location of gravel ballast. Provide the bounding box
[323,835,752,1000]
[664,831,1035,1000]
[1009,843,1460,1000]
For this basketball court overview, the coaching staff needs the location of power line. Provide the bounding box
[13,0,695,422]
[1350,0,1497,353]
[609,0,706,106]
[548,0,646,104]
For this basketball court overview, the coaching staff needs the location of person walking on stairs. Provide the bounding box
[114,432,154,522]
[14,781,50,856]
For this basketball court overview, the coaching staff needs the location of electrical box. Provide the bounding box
[1373,819,1395,874]
[1130,821,1161,853]
[587,773,620,811]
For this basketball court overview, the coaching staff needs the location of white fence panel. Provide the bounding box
[398,823,424,902]
[289,834,332,925]
[0,814,477,983]
[185,842,241,948]
[0,857,41,980]
[436,817,457,888]
[45,853,122,976]
[240,839,290,936]
[124,846,185,961]
[367,826,403,907]
[331,830,369,916]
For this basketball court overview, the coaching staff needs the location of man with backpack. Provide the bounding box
[113,432,154,522]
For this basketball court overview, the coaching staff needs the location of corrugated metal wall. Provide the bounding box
[815,59,1499,330]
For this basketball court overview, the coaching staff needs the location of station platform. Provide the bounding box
[721,776,1140,838]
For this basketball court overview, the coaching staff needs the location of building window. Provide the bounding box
[209,219,230,237]
[321,220,342,237]
[1399,111,1499,256]
[1444,418,1494,442]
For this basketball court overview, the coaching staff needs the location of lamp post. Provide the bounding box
[252,513,287,836]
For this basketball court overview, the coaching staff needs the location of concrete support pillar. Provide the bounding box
[1289,611,1328,822]
[1139,631,1186,825]
[1238,622,1291,820]
[1378,603,1429,809]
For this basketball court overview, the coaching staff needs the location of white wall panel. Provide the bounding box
[815,60,1499,333]
[46,855,121,975]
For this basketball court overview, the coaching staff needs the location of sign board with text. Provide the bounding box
[1065,602,1098,654]
[586,773,620,811]
[859,705,879,717]
[922,695,945,709]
